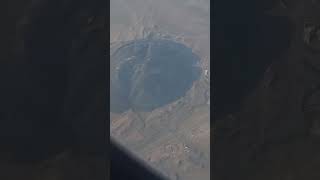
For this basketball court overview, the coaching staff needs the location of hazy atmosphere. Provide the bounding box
[110,0,210,179]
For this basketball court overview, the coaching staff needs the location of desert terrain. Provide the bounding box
[110,0,210,179]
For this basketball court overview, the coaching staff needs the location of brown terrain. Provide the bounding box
[110,0,210,179]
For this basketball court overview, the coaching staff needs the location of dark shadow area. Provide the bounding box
[0,0,106,179]
[212,0,292,118]
[212,0,294,179]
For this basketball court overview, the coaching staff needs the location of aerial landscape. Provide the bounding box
[110,0,210,179]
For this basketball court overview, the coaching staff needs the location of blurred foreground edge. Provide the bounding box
[111,141,167,180]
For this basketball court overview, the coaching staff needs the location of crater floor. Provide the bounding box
[110,39,201,113]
